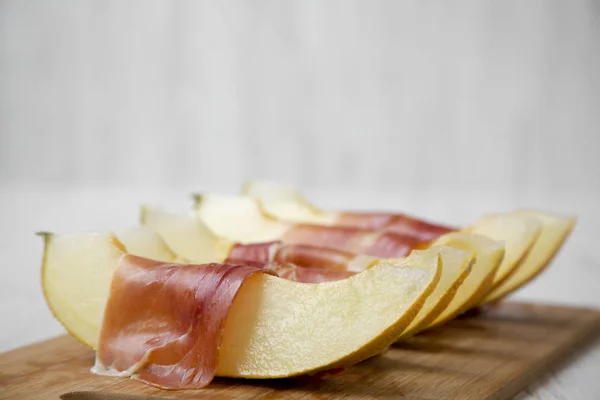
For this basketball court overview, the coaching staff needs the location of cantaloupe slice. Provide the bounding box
[465,214,541,292]
[425,232,504,329]
[39,232,126,346]
[140,205,231,263]
[482,210,575,302]
[241,180,336,224]
[114,226,179,263]
[193,194,289,242]
[40,232,441,378]
[396,246,474,339]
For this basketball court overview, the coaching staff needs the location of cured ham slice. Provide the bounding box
[273,244,356,271]
[282,224,422,258]
[272,264,356,283]
[95,255,274,389]
[226,241,279,264]
[226,241,358,271]
[336,212,455,242]
[225,241,358,282]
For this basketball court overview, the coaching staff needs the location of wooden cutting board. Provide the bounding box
[1,302,600,400]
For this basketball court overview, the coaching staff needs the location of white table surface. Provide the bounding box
[1,183,599,399]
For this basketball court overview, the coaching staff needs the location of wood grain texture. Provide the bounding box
[1,302,599,400]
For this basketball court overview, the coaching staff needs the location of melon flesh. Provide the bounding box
[483,210,575,302]
[40,232,126,347]
[115,226,178,263]
[426,232,504,328]
[241,180,338,224]
[461,214,541,291]
[141,205,231,262]
[396,245,474,339]
[194,194,289,242]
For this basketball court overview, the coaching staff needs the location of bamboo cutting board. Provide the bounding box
[1,302,600,400]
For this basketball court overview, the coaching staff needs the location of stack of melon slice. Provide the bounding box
[39,181,575,381]
[240,180,575,304]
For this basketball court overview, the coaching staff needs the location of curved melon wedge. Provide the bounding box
[465,214,541,292]
[40,232,127,347]
[425,233,504,329]
[396,245,474,340]
[241,180,337,224]
[114,226,179,263]
[193,194,289,243]
[220,252,441,377]
[40,232,441,379]
[141,205,232,263]
[482,210,575,303]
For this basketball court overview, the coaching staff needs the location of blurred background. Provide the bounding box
[1,1,599,351]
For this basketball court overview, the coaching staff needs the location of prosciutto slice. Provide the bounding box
[226,241,357,271]
[282,224,422,258]
[94,255,274,389]
[225,241,357,282]
[271,264,355,283]
[336,212,455,242]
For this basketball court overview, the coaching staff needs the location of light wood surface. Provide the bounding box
[1,302,599,400]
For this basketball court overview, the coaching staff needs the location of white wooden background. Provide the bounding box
[1,2,600,398]
[1,1,599,192]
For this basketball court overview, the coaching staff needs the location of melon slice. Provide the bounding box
[114,226,178,263]
[39,232,126,347]
[396,246,474,339]
[140,205,231,263]
[241,180,337,224]
[40,232,441,378]
[465,214,541,292]
[483,210,575,302]
[425,232,504,329]
[193,194,289,242]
